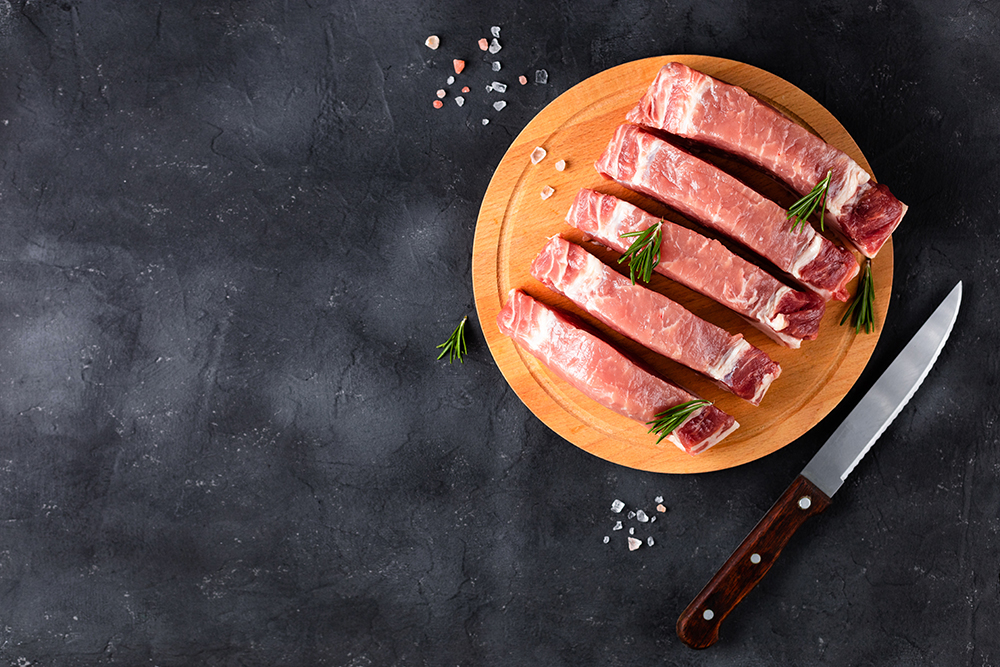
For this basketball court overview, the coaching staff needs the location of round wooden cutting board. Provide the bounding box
[472,55,893,474]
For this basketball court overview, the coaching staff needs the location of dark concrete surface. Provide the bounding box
[0,1,997,665]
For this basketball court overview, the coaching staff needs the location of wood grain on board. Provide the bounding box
[472,55,893,473]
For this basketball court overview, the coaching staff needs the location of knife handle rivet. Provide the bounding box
[702,609,715,621]
[797,496,812,510]
[750,553,761,564]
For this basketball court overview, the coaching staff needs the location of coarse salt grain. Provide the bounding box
[432,100,443,109]
[489,38,501,54]
[650,516,656,523]
[530,147,547,164]
[491,26,501,38]
[446,76,455,85]
[627,537,642,551]
[519,75,528,85]
[462,86,470,93]
[481,118,489,125]
[492,61,501,71]
[611,499,625,513]
[636,510,649,523]
[493,100,506,111]
[555,159,566,171]
[535,69,548,84]
[629,527,634,535]
[627,511,636,519]
[656,504,667,513]
[425,35,440,50]
[491,81,507,93]
[478,38,489,51]
[453,59,466,74]
[647,537,654,547]
[613,521,622,531]
[655,495,664,503]
[455,96,465,107]
[436,89,446,99]
[603,535,609,544]
[540,185,554,200]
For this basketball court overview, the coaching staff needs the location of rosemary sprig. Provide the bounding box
[617,220,662,284]
[436,316,469,363]
[646,399,711,444]
[787,170,832,233]
[840,259,876,333]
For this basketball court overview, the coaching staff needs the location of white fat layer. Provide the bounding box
[758,286,792,333]
[827,163,871,218]
[634,138,659,184]
[670,78,710,135]
[567,252,605,304]
[604,200,631,244]
[683,414,741,455]
[787,230,825,278]
[750,367,781,405]
[525,304,556,350]
[705,338,752,381]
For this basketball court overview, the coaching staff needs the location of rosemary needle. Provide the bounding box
[618,220,662,285]
[787,170,833,233]
[840,259,876,333]
[437,316,469,363]
[646,400,711,444]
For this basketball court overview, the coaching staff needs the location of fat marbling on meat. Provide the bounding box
[627,62,906,258]
[530,235,780,405]
[496,289,738,455]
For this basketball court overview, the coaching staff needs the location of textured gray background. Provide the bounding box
[0,0,996,665]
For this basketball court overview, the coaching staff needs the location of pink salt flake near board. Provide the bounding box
[627,62,906,258]
[596,124,859,302]
[565,189,825,348]
[530,236,781,405]
[496,290,738,455]
[530,147,547,164]
[540,186,554,200]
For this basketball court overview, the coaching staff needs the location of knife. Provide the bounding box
[676,281,963,649]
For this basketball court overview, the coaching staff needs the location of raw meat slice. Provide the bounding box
[530,236,781,405]
[626,62,906,258]
[496,289,738,454]
[566,189,825,348]
[596,124,859,301]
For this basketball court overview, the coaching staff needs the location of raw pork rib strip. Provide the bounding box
[626,62,906,258]
[596,124,859,302]
[531,236,780,405]
[497,289,738,454]
[566,189,825,348]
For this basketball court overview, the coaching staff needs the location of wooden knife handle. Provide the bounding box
[676,474,832,649]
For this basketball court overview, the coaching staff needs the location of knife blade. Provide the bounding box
[676,282,963,649]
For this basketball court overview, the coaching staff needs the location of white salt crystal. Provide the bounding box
[603,535,610,544]
[655,495,664,503]
[627,537,642,551]
[611,499,625,513]
[447,75,455,85]
[540,185,554,200]
[629,527,634,535]
[627,511,636,519]
[647,537,655,547]
[636,510,649,523]
[492,61,501,72]
[425,35,440,50]
[491,81,507,93]
[554,159,566,171]
[535,69,548,84]
[612,521,623,531]
[493,100,506,111]
[650,516,656,523]
[491,26,501,38]
[530,146,547,164]
[482,118,489,125]
[489,38,502,54]
[455,96,465,107]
